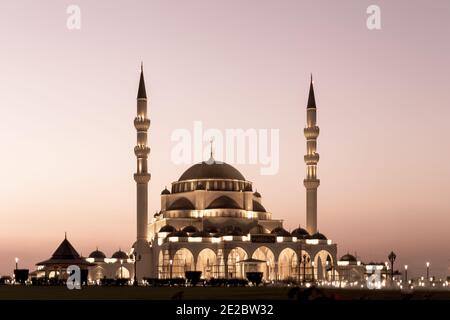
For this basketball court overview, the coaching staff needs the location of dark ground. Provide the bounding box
[0,285,449,300]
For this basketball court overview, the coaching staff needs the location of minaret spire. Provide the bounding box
[137,62,147,99]
[307,73,316,108]
[303,75,320,234]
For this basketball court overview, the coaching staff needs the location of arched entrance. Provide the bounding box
[91,266,105,282]
[227,247,248,278]
[278,248,298,280]
[115,266,130,279]
[172,248,194,278]
[196,248,217,279]
[251,246,275,281]
[314,250,333,282]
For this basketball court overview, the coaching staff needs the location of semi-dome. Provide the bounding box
[167,197,195,210]
[207,196,242,210]
[292,227,309,238]
[112,250,129,260]
[178,159,246,181]
[270,227,291,237]
[159,225,176,233]
[310,232,327,240]
[182,225,198,233]
[89,249,106,259]
[340,254,357,262]
[253,191,261,198]
[252,200,266,212]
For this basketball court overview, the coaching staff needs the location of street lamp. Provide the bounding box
[15,257,19,270]
[120,259,123,279]
[404,265,408,283]
[169,259,173,280]
[426,262,430,281]
[388,251,396,281]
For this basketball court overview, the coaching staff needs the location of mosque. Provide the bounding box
[35,67,366,285]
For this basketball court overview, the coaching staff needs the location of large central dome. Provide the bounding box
[178,158,246,181]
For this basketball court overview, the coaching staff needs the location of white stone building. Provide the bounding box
[130,67,339,283]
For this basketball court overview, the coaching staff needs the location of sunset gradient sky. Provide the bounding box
[1,0,450,277]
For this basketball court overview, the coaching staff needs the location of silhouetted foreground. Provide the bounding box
[1,286,450,300]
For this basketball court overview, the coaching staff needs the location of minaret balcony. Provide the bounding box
[134,116,150,131]
[134,145,150,157]
[134,173,151,184]
[303,179,320,189]
[304,153,319,164]
[304,126,319,139]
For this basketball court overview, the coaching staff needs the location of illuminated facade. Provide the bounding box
[131,69,339,282]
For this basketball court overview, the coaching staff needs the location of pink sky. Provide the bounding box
[0,0,449,277]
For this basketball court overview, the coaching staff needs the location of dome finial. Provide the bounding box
[206,137,215,164]
[64,231,67,240]
[210,137,214,158]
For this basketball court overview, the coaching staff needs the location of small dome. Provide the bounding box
[252,200,266,212]
[207,196,242,210]
[182,225,198,233]
[340,254,357,262]
[310,232,327,240]
[270,227,291,237]
[89,249,106,259]
[159,225,176,233]
[253,191,261,198]
[167,230,188,237]
[161,187,171,195]
[191,230,211,238]
[167,197,195,210]
[292,227,309,239]
[112,250,128,260]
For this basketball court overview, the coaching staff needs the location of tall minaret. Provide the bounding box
[303,74,320,235]
[134,63,151,244]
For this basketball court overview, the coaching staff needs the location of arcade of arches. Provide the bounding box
[157,246,334,281]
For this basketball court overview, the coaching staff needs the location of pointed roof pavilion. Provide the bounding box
[36,234,91,267]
